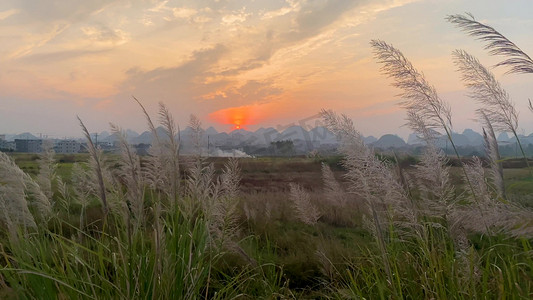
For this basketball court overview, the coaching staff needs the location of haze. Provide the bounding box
[1,0,532,138]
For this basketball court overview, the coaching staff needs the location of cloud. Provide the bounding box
[171,7,198,19]
[201,80,282,104]
[219,59,266,76]
[1,1,132,61]
[120,44,228,108]
[282,0,364,41]
[81,24,129,46]
[196,0,370,85]
[145,1,203,24]
[221,8,251,25]
[10,0,117,23]
[0,9,19,21]
[7,23,69,59]
[20,49,110,64]
[261,1,301,20]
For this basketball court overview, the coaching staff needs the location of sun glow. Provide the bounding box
[209,105,258,130]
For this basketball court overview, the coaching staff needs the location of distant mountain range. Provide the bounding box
[4,126,533,156]
[119,126,340,151]
[97,126,533,152]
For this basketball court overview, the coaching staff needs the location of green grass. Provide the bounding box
[1,154,532,298]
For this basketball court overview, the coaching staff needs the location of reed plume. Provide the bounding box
[481,112,505,199]
[36,140,56,202]
[452,50,518,132]
[55,176,71,213]
[462,157,491,204]
[447,13,533,74]
[78,116,109,214]
[320,109,411,223]
[133,97,167,196]
[187,160,218,212]
[0,152,37,235]
[221,157,241,200]
[158,102,181,203]
[133,97,181,215]
[321,163,346,208]
[452,49,528,167]
[189,114,203,156]
[371,40,483,203]
[320,109,406,295]
[23,172,52,224]
[370,40,452,137]
[110,123,145,230]
[210,158,255,265]
[452,169,533,238]
[414,145,454,220]
[321,162,351,223]
[133,96,159,142]
[71,162,96,232]
[447,157,533,238]
[289,183,320,225]
[132,97,166,295]
[186,115,218,213]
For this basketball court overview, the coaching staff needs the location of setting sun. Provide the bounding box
[209,105,259,131]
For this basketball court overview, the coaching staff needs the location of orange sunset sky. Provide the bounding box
[1,0,532,138]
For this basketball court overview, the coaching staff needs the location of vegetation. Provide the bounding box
[1,13,532,299]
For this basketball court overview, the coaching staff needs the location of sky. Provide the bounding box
[1,0,533,139]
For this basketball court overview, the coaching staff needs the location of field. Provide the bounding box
[0,151,532,299]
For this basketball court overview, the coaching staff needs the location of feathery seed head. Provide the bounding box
[370,39,453,138]
[289,183,320,225]
[447,13,533,74]
[452,49,518,133]
[0,152,37,231]
[481,112,505,199]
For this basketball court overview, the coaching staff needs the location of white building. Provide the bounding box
[54,140,81,154]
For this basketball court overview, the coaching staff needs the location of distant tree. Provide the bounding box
[270,140,294,156]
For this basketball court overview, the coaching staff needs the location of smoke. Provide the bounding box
[210,148,252,158]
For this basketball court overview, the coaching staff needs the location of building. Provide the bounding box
[15,139,43,153]
[0,140,15,151]
[0,134,5,141]
[54,140,81,154]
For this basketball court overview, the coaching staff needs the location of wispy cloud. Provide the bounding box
[221,7,251,25]
[81,24,129,46]
[21,49,110,64]
[120,44,228,109]
[261,0,301,20]
[0,9,19,21]
[8,23,69,59]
